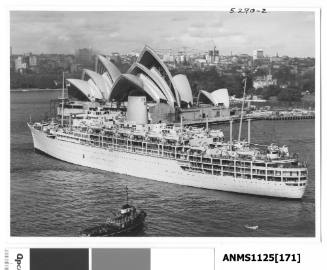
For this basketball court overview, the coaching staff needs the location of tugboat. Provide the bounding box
[80,186,147,236]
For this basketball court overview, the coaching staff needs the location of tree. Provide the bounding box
[301,70,315,92]
[261,85,281,100]
[277,88,302,102]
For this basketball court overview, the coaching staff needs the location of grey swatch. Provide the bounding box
[92,249,150,270]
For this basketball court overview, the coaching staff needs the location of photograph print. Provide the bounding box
[10,10,317,237]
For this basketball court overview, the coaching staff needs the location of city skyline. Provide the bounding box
[10,11,315,57]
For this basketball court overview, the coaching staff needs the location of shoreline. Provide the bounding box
[11,88,61,92]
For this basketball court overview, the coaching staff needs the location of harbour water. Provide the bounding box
[10,90,315,237]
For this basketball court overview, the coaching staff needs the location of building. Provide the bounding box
[14,56,27,73]
[29,55,37,66]
[208,49,219,63]
[67,54,121,102]
[66,45,231,123]
[178,88,230,123]
[194,58,207,68]
[67,46,193,108]
[75,48,94,67]
[197,89,230,108]
[162,54,175,63]
[270,56,282,63]
[180,106,230,123]
[253,49,264,60]
[253,75,277,89]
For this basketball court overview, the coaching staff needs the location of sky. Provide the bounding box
[10,11,316,57]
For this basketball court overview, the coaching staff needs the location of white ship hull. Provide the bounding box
[29,126,306,199]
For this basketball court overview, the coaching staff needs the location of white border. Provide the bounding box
[1,1,326,269]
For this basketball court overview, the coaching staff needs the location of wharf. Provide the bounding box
[260,115,315,121]
[174,116,231,126]
[172,114,314,126]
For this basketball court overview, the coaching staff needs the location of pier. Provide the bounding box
[260,115,314,121]
[173,113,314,126]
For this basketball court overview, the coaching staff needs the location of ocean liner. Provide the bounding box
[28,99,308,199]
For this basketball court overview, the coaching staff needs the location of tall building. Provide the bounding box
[29,55,37,66]
[253,49,264,60]
[208,49,219,63]
[75,48,94,67]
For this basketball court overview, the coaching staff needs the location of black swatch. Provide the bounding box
[30,249,89,270]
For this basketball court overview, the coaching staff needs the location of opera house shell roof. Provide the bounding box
[198,88,230,108]
[67,45,228,109]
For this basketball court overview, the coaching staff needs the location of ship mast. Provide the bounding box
[238,77,247,142]
[61,71,65,127]
[205,114,209,131]
[247,118,251,144]
[229,119,233,149]
[125,186,129,205]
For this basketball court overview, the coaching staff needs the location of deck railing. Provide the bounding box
[53,128,307,183]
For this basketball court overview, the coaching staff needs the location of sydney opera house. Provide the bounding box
[66,45,230,123]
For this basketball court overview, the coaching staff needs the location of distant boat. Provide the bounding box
[245,225,259,230]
